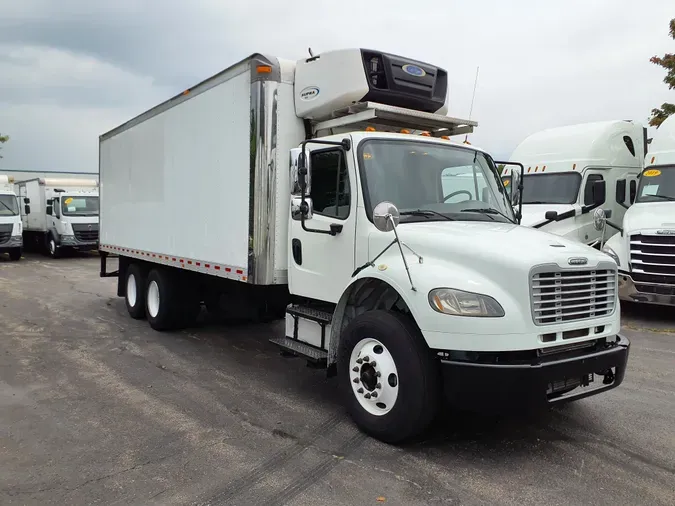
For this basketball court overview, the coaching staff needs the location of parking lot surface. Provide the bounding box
[1,253,674,505]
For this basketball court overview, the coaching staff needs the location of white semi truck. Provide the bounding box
[502,120,645,247]
[16,178,100,258]
[99,49,630,443]
[0,175,23,261]
[603,115,675,306]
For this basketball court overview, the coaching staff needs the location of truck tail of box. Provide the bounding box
[99,54,304,286]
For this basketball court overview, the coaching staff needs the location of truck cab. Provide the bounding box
[502,121,645,247]
[603,115,675,306]
[0,175,23,261]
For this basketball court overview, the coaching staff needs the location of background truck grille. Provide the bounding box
[531,268,617,325]
[71,223,99,242]
[630,233,675,291]
[0,224,12,245]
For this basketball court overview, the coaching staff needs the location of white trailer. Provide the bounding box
[99,49,630,443]
[0,175,23,261]
[502,120,645,247]
[15,178,100,258]
[603,115,675,306]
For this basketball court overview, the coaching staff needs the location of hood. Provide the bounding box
[370,221,608,276]
[624,202,675,234]
[519,203,576,227]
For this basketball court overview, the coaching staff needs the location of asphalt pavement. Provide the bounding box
[1,253,673,505]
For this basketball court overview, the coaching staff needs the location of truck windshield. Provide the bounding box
[359,139,514,223]
[636,166,675,203]
[61,196,99,216]
[0,194,19,216]
[520,173,581,204]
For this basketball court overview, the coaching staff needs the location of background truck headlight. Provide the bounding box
[428,288,505,317]
[602,245,620,266]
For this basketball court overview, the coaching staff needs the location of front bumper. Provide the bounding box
[438,334,630,412]
[618,272,675,306]
[60,234,98,251]
[0,235,23,252]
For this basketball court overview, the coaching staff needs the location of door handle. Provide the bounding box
[330,224,343,236]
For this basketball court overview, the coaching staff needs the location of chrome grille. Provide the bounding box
[0,224,11,245]
[72,223,99,242]
[630,233,675,288]
[531,267,617,325]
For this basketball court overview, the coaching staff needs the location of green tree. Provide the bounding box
[0,133,8,159]
[497,164,505,174]
[649,18,675,127]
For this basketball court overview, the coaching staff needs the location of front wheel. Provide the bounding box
[338,310,440,444]
[47,235,60,259]
[8,248,21,261]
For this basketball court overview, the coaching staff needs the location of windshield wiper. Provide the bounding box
[645,194,675,202]
[400,209,455,221]
[460,207,515,223]
[523,201,550,204]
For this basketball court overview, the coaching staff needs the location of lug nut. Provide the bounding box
[364,393,371,399]
[356,358,363,364]
[363,356,370,362]
[357,388,364,394]
[376,383,382,389]
[376,371,381,377]
[352,366,359,372]
[371,392,378,398]
[353,377,360,383]
[370,361,376,367]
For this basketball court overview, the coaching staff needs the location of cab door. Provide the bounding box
[288,143,357,303]
[577,170,606,244]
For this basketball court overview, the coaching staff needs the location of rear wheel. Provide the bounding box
[125,264,146,319]
[8,248,21,261]
[145,268,200,331]
[338,310,440,444]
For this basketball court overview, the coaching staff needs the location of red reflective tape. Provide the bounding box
[180,259,184,263]
[187,260,192,265]
[172,258,176,261]
[215,266,221,270]
[236,269,243,274]
[225,267,231,272]
[196,262,201,266]
[205,264,210,268]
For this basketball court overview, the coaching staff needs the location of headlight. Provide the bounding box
[428,288,505,317]
[602,245,620,266]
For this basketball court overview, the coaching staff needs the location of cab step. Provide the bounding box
[269,337,328,364]
[286,305,333,324]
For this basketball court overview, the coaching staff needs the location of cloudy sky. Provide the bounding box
[0,0,673,172]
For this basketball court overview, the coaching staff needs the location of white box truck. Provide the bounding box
[603,114,675,306]
[502,120,645,247]
[99,49,630,443]
[16,178,100,258]
[0,175,23,261]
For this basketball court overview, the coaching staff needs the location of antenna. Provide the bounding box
[308,47,314,57]
[464,66,480,144]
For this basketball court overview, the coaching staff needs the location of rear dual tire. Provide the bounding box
[145,268,200,331]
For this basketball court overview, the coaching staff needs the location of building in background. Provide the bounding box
[0,169,98,183]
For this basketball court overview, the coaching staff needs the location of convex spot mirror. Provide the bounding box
[373,201,400,232]
[593,208,606,231]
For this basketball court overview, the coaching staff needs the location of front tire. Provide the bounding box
[338,310,440,444]
[8,248,21,261]
[47,235,60,259]
[125,264,146,319]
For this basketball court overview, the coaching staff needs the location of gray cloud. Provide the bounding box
[1,0,674,171]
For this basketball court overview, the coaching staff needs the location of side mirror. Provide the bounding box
[545,210,558,221]
[629,180,637,204]
[373,201,400,232]
[510,170,522,206]
[291,196,313,221]
[615,180,626,205]
[24,205,31,215]
[289,148,301,194]
[592,179,606,206]
[296,150,311,195]
[593,208,607,231]
[23,197,30,204]
[46,205,52,216]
